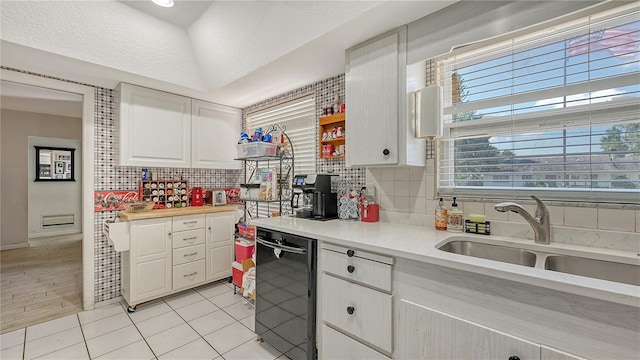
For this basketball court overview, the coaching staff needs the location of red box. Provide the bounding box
[238,224,256,239]
[232,261,243,287]
[235,239,255,262]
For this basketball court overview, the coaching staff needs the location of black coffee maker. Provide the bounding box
[291,174,337,220]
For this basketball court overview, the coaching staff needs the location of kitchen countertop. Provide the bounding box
[249,217,640,308]
[118,205,238,221]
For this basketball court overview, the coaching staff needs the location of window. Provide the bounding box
[245,95,316,217]
[436,4,639,202]
[246,95,316,175]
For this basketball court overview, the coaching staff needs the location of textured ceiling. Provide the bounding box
[0,1,456,108]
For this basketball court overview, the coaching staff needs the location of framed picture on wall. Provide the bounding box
[35,146,75,182]
[54,161,64,174]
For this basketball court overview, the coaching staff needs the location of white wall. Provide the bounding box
[0,109,81,248]
[28,136,82,238]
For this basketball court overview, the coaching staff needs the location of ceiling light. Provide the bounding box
[152,0,174,8]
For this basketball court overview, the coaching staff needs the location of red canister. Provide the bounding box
[191,187,203,207]
[361,203,379,222]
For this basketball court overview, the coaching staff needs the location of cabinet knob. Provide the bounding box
[347,265,355,273]
[346,249,355,257]
[508,356,520,360]
[382,148,390,156]
[168,232,172,236]
[347,306,355,315]
[208,226,211,230]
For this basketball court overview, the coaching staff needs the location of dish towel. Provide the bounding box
[242,266,256,297]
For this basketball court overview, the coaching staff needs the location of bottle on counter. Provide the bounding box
[435,197,448,231]
[447,197,464,232]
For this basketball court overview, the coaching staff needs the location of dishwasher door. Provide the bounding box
[255,228,317,360]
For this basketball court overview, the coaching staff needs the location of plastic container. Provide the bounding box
[235,238,255,262]
[435,197,448,231]
[447,197,464,232]
[232,261,243,287]
[236,142,277,158]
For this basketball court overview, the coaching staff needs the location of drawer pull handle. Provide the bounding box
[184,236,197,241]
[183,252,198,257]
[184,272,198,278]
[347,265,355,273]
[347,306,355,315]
[508,357,520,360]
[183,221,198,225]
[346,249,355,257]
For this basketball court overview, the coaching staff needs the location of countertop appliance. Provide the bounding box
[255,227,317,360]
[291,174,337,220]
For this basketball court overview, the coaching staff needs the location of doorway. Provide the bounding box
[0,70,96,333]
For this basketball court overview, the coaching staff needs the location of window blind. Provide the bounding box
[245,95,316,216]
[436,4,640,202]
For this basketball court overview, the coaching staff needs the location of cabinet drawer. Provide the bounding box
[321,244,393,292]
[173,244,206,266]
[321,325,390,360]
[172,228,205,249]
[173,260,205,290]
[173,215,205,232]
[322,274,392,353]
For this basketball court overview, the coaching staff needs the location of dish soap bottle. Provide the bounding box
[447,197,464,232]
[435,197,448,231]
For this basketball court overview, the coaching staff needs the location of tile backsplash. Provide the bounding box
[367,159,640,252]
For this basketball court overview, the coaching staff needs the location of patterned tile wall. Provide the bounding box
[242,74,367,191]
[2,67,242,303]
[4,65,365,303]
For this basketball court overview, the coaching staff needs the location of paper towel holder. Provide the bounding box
[415,85,443,140]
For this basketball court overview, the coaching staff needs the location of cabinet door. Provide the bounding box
[541,346,586,360]
[321,325,391,360]
[117,83,191,167]
[396,299,540,360]
[191,100,241,169]
[130,218,172,302]
[346,30,400,166]
[205,213,234,281]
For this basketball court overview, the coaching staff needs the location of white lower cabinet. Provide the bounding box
[396,299,539,360]
[122,218,172,306]
[121,211,235,308]
[395,299,587,360]
[321,325,390,360]
[319,243,394,358]
[205,212,234,281]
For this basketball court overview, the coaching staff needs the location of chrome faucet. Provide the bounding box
[495,195,551,244]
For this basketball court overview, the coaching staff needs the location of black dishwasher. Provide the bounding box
[255,227,317,360]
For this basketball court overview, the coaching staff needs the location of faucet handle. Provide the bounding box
[530,195,548,220]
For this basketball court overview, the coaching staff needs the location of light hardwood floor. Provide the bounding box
[1,234,83,334]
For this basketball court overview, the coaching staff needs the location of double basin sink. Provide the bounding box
[437,238,640,286]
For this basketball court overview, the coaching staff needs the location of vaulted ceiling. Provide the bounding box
[0,1,455,108]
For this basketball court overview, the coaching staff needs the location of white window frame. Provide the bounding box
[435,3,640,204]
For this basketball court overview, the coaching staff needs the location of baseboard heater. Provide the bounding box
[42,214,75,228]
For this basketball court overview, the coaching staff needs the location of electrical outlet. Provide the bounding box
[365,184,376,198]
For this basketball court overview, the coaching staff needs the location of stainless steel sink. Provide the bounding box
[545,255,640,286]
[438,241,537,267]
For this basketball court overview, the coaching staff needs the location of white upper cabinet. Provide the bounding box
[345,26,425,167]
[191,100,241,169]
[116,83,241,169]
[116,83,191,168]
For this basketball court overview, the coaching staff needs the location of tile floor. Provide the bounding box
[0,280,286,360]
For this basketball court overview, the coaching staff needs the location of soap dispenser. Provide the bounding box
[447,197,464,232]
[435,197,448,231]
